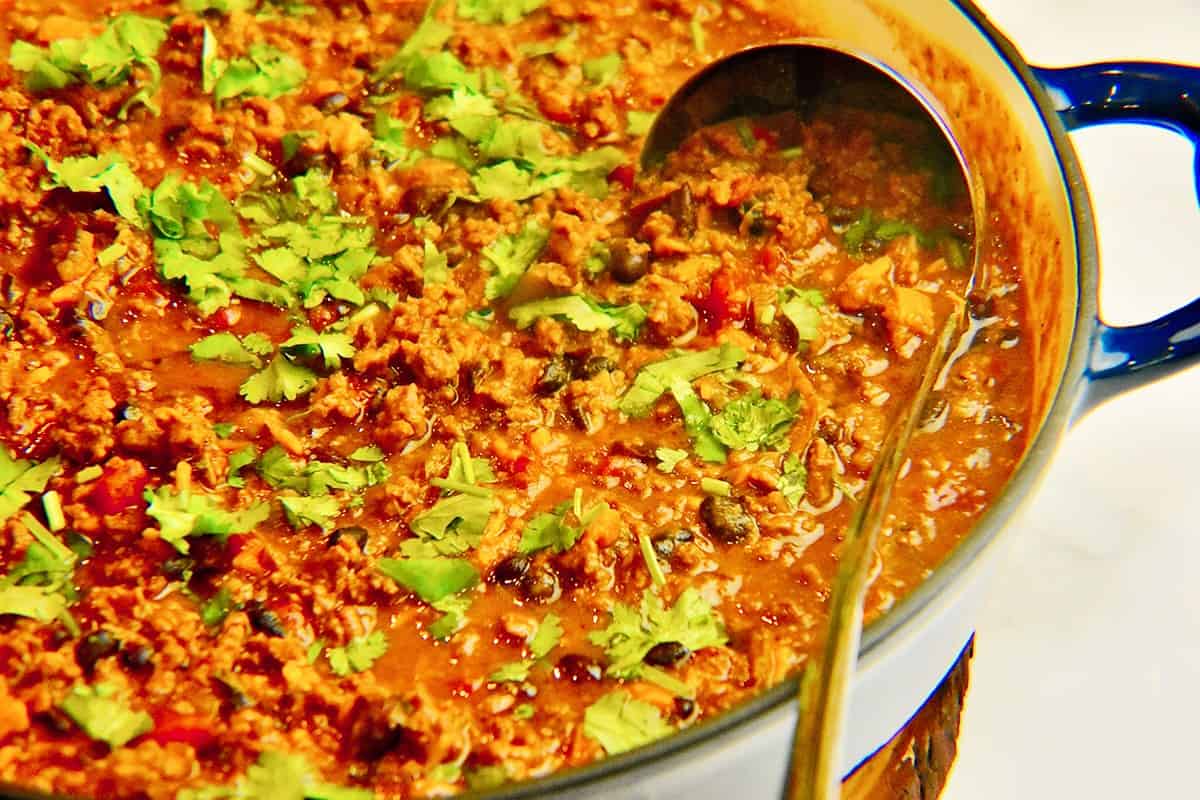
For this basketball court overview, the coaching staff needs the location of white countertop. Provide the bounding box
[944,2,1200,798]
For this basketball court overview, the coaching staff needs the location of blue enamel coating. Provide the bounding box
[1034,63,1200,412]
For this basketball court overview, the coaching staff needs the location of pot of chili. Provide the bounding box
[0,1,1195,800]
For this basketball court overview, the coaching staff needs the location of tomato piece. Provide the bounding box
[147,713,216,750]
[608,163,636,191]
[692,269,745,332]
[758,245,781,273]
[90,459,149,515]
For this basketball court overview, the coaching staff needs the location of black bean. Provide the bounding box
[919,393,949,429]
[518,565,560,604]
[536,355,574,396]
[162,556,194,579]
[328,526,369,551]
[316,92,350,114]
[76,630,120,673]
[609,238,651,284]
[344,698,408,762]
[700,495,758,544]
[967,290,995,320]
[667,183,697,236]
[575,356,616,380]
[489,554,531,586]
[555,654,602,683]
[652,529,694,560]
[644,640,690,667]
[120,643,154,671]
[245,600,287,638]
[826,206,856,226]
[674,697,696,719]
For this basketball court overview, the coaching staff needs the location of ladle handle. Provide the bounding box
[1033,63,1200,416]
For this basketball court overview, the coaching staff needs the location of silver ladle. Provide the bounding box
[640,41,985,800]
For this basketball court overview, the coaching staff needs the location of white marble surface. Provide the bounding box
[944,2,1200,798]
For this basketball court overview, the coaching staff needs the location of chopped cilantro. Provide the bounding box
[372,112,417,165]
[371,0,454,86]
[778,454,808,508]
[582,53,622,86]
[778,287,825,345]
[617,344,747,417]
[482,221,548,300]
[144,486,270,554]
[508,295,646,341]
[0,444,60,523]
[75,465,104,483]
[349,446,384,463]
[210,43,308,103]
[257,446,388,496]
[0,584,69,625]
[190,332,274,368]
[97,242,128,266]
[281,326,355,371]
[627,110,656,137]
[517,498,602,555]
[700,477,732,497]
[654,448,688,474]
[584,690,673,755]
[201,587,235,628]
[422,239,450,286]
[184,0,257,10]
[327,631,388,676]
[279,495,342,531]
[27,146,147,225]
[408,493,494,554]
[226,446,259,488]
[667,378,727,464]
[489,612,562,682]
[464,309,494,329]
[466,765,509,791]
[637,533,666,588]
[457,0,545,24]
[213,423,236,439]
[588,588,727,679]
[59,684,153,749]
[240,355,319,404]
[376,556,479,604]
[428,592,472,640]
[178,750,374,800]
[710,390,798,452]
[0,514,77,626]
[9,14,168,117]
[642,664,693,698]
[690,5,709,54]
[735,118,757,152]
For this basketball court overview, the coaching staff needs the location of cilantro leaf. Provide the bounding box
[350,446,384,463]
[588,588,727,679]
[488,612,562,682]
[240,356,319,404]
[179,750,374,800]
[372,112,418,165]
[409,493,494,554]
[627,110,656,137]
[0,584,69,624]
[144,486,270,554]
[256,446,388,496]
[778,287,825,345]
[0,513,77,625]
[422,239,450,286]
[618,344,747,418]
[371,0,454,85]
[655,448,688,474]
[508,295,646,341]
[376,556,479,604]
[778,454,807,509]
[457,0,545,24]
[667,378,727,464]
[281,326,355,371]
[428,592,472,640]
[27,146,146,225]
[710,390,797,452]
[226,445,259,488]
[0,444,60,523]
[582,53,622,87]
[327,631,388,676]
[190,332,273,368]
[184,0,258,13]
[9,14,168,116]
[583,690,673,755]
[279,495,342,531]
[482,221,548,300]
[59,684,153,749]
[201,587,235,627]
[211,43,307,103]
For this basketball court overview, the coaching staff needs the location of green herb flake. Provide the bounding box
[654,448,688,474]
[75,465,104,484]
[226,446,258,488]
[0,444,61,524]
[377,557,479,604]
[240,355,319,404]
[583,690,673,755]
[667,378,727,464]
[508,294,646,341]
[422,239,450,286]
[190,331,273,369]
[27,146,147,225]
[349,446,384,463]
[327,631,388,676]
[627,110,656,137]
[700,477,732,497]
[178,750,374,800]
[778,287,826,345]
[41,490,66,532]
[210,43,308,104]
[582,53,622,87]
[637,533,666,588]
[58,684,153,749]
[280,494,343,531]
[482,221,548,300]
[617,344,747,418]
[513,702,535,720]
[144,485,270,554]
[257,446,388,497]
[281,325,356,371]
[201,587,235,628]
[778,454,808,509]
[457,0,545,24]
[588,587,727,679]
[710,389,798,452]
[488,612,562,682]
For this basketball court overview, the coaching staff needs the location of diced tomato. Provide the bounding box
[608,163,636,191]
[758,245,781,273]
[147,713,217,751]
[90,459,149,515]
[205,306,240,330]
[692,268,745,332]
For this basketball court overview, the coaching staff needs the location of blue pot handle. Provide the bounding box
[1033,63,1200,414]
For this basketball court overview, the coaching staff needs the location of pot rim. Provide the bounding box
[471,1,1101,797]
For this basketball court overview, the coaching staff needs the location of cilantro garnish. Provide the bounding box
[184,0,257,11]
[26,145,147,225]
[583,691,673,755]
[58,684,153,749]
[256,446,389,496]
[627,110,656,138]
[617,344,747,418]
[508,295,646,341]
[0,444,60,523]
[710,390,798,452]
[422,239,450,286]
[371,0,454,86]
[226,445,258,488]
[488,612,562,682]
[482,221,548,300]
[190,332,274,368]
[841,209,967,266]
[281,326,355,371]
[178,750,374,800]
[582,53,622,87]
[654,448,688,474]
[778,454,808,509]
[517,496,603,555]
[327,631,388,676]
[144,486,270,554]
[279,495,342,531]
[588,588,727,679]
[9,14,168,117]
[240,356,319,404]
[208,42,308,103]
[778,287,825,345]
[406,443,495,556]
[0,513,78,627]
[377,556,479,604]
[457,0,545,24]
[667,378,727,464]
[350,446,384,463]
[201,587,235,627]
